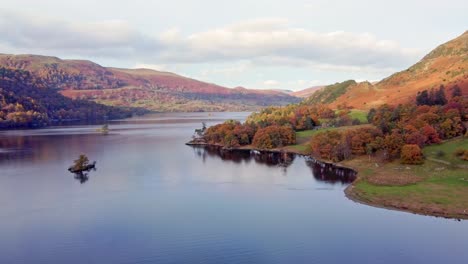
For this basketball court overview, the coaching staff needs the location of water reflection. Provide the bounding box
[191,146,357,185]
[192,146,295,167]
[70,165,97,184]
[306,158,357,184]
[2,113,468,264]
[73,171,90,184]
[0,134,107,165]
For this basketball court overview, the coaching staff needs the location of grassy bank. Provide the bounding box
[343,139,468,219]
[423,138,468,167]
[283,128,468,219]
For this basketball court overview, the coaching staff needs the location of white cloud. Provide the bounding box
[0,11,422,73]
[0,10,158,57]
[158,19,422,68]
[198,61,251,78]
[253,79,326,90]
[287,79,323,87]
[133,63,168,71]
[263,80,280,86]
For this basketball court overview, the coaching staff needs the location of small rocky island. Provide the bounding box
[68,154,96,173]
[186,122,208,146]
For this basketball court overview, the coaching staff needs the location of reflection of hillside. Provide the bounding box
[306,159,357,184]
[0,134,107,165]
[192,146,295,168]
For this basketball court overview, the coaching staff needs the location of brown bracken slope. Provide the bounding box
[329,31,468,109]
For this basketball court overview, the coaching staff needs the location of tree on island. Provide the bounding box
[71,154,90,172]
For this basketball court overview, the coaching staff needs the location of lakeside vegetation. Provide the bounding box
[193,86,468,218]
[199,86,466,161]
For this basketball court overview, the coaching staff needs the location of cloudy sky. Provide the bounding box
[0,0,466,90]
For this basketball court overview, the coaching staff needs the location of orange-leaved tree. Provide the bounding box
[400,144,424,164]
[252,125,296,149]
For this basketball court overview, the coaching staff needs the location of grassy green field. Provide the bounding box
[296,128,337,139]
[347,138,468,219]
[349,109,368,123]
[423,138,468,166]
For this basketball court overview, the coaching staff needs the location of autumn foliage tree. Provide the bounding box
[310,131,346,162]
[204,120,256,148]
[310,127,383,162]
[421,125,441,144]
[400,144,424,164]
[252,125,296,149]
[346,127,383,155]
[246,104,336,130]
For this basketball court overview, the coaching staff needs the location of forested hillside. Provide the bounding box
[0,67,146,129]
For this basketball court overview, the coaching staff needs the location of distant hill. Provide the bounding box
[0,54,300,112]
[0,67,146,129]
[327,31,468,109]
[292,86,325,98]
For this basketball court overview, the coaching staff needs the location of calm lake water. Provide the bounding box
[1,112,467,264]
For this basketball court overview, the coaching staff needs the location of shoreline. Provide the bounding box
[187,140,468,220]
[344,184,467,220]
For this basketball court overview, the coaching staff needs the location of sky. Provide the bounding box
[0,0,467,91]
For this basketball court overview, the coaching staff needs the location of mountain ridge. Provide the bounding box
[327,31,468,109]
[0,53,301,112]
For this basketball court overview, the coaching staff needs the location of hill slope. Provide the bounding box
[0,67,145,129]
[302,80,357,105]
[328,31,468,109]
[0,54,300,112]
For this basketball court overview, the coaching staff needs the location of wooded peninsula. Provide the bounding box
[188,86,468,219]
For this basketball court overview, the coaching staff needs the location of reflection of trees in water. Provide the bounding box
[306,159,357,184]
[192,146,295,168]
[70,166,96,184]
[194,146,252,164]
[193,146,356,184]
[73,172,89,184]
[252,151,295,167]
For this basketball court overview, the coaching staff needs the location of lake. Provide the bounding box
[1,112,467,264]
